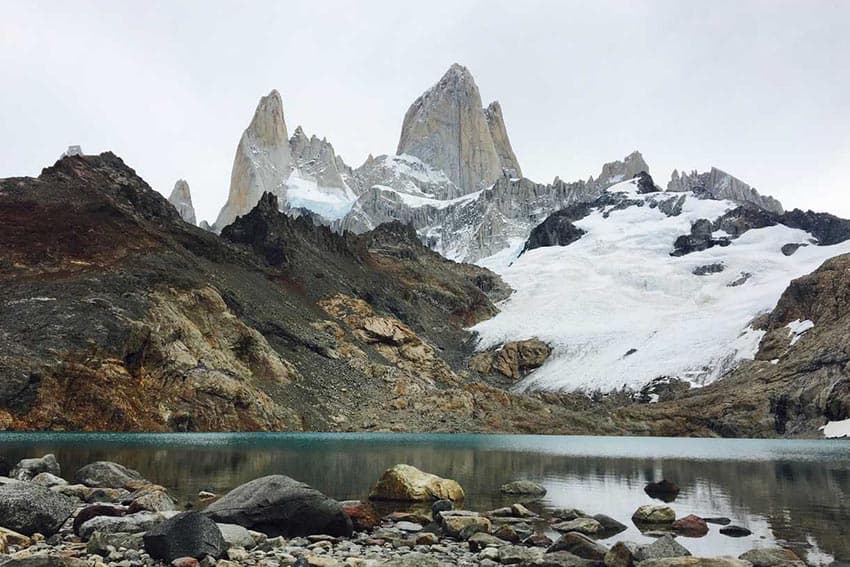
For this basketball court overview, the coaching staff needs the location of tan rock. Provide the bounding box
[369,464,464,501]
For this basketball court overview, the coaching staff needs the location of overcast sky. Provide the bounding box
[2,0,849,222]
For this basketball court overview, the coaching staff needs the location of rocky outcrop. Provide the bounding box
[288,126,350,192]
[668,167,783,214]
[470,339,552,380]
[214,90,292,231]
[167,179,196,225]
[522,210,586,252]
[397,64,516,193]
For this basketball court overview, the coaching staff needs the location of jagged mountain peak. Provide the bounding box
[668,166,783,214]
[167,178,196,225]
[247,89,289,146]
[396,64,520,194]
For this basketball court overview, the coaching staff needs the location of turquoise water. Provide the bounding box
[1,434,848,562]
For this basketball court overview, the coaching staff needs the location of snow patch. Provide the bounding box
[471,190,850,392]
[285,170,357,220]
[820,418,850,438]
[786,319,814,346]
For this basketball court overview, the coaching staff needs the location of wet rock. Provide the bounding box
[551,509,587,521]
[635,535,692,560]
[605,541,641,567]
[632,504,676,524]
[10,455,60,481]
[702,517,731,525]
[644,480,680,501]
[204,475,352,537]
[593,514,627,536]
[548,532,608,560]
[431,499,454,516]
[72,504,128,536]
[369,464,464,502]
[738,547,804,566]
[719,525,751,537]
[499,480,547,496]
[672,515,708,537]
[143,511,225,562]
[74,462,145,488]
[0,482,75,536]
[340,500,381,532]
[551,518,603,535]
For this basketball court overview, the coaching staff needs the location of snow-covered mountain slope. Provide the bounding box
[471,178,850,393]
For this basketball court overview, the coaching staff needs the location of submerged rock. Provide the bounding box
[369,464,464,502]
[499,480,547,496]
[204,475,352,537]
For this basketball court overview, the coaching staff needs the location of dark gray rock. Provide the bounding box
[636,171,658,194]
[203,474,352,537]
[781,243,807,256]
[593,513,627,535]
[431,499,454,517]
[143,511,225,562]
[522,211,586,253]
[9,454,60,481]
[0,482,75,536]
[720,525,752,537]
[693,263,725,276]
[74,461,145,488]
[671,219,731,256]
[644,479,680,502]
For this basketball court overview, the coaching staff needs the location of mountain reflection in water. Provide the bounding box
[0,433,847,563]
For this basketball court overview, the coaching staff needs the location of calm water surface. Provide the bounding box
[0,434,848,564]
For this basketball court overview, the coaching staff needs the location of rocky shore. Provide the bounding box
[0,454,810,567]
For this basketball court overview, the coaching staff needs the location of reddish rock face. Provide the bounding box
[340,501,381,532]
[672,514,709,537]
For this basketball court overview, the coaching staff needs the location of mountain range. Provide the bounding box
[1,64,849,437]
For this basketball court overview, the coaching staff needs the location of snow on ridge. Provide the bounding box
[786,319,814,346]
[471,181,850,393]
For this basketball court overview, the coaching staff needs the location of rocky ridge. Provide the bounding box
[167,180,196,225]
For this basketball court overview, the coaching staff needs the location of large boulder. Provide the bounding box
[438,510,491,538]
[74,461,145,488]
[9,454,60,481]
[632,504,676,524]
[644,480,680,502]
[605,541,641,567]
[143,511,225,562]
[369,464,464,501]
[203,475,352,537]
[0,483,75,536]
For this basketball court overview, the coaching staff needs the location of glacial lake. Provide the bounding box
[0,433,847,563]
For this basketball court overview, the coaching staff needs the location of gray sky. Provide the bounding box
[2,0,849,223]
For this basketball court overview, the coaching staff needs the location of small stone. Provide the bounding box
[394,521,422,533]
[522,533,553,547]
[635,535,692,561]
[551,517,603,535]
[550,508,586,521]
[431,499,453,516]
[548,532,609,560]
[738,547,804,566]
[171,558,199,567]
[510,503,536,517]
[493,524,519,543]
[605,541,641,567]
[414,532,438,545]
[467,532,506,552]
[703,517,731,526]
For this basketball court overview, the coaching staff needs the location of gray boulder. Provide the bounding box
[31,472,67,488]
[143,511,225,562]
[86,531,144,555]
[635,535,692,560]
[74,461,145,488]
[0,482,75,536]
[499,480,547,496]
[203,475,352,537]
[738,548,804,566]
[10,454,60,481]
[548,532,608,560]
[78,511,164,539]
[217,523,256,548]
